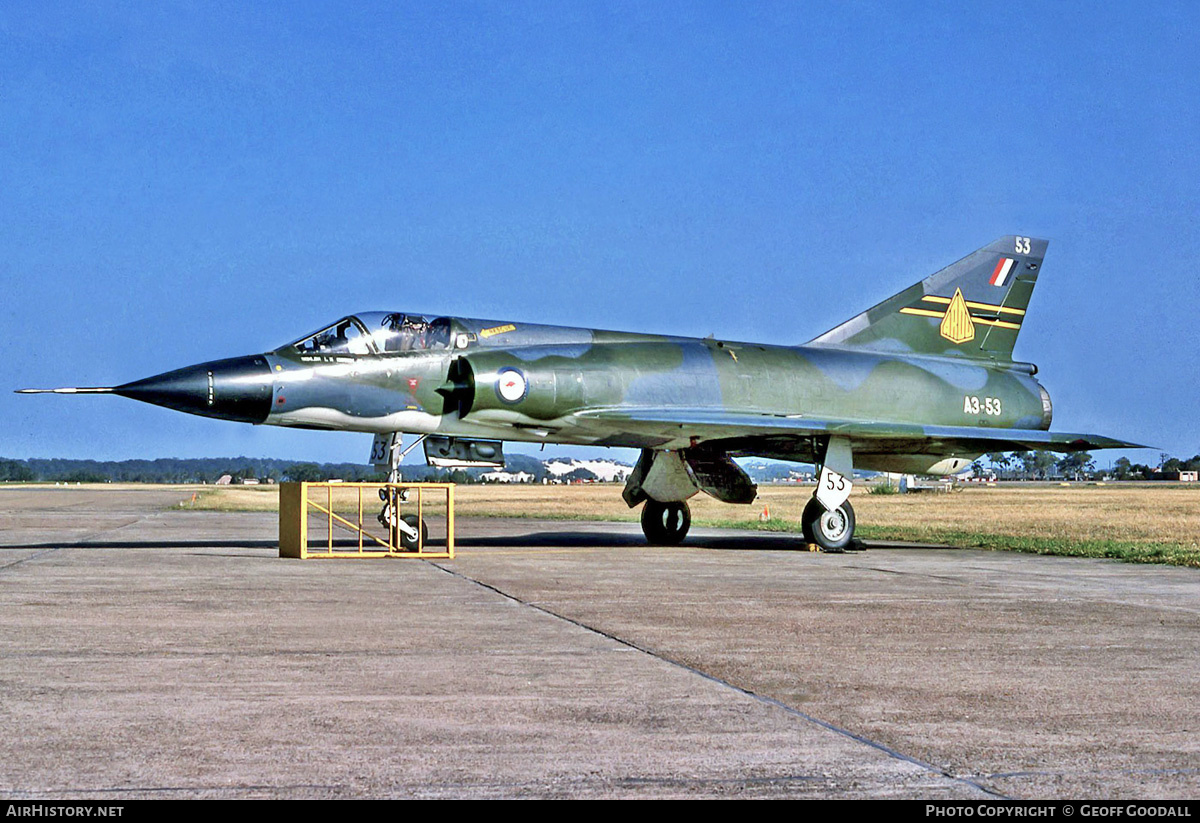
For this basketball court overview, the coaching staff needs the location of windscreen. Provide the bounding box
[288,317,373,356]
[287,313,456,356]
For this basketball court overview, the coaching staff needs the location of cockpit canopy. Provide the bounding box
[286,313,454,357]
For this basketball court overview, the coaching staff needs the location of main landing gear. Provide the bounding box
[802,434,864,553]
[641,499,691,545]
[631,438,865,552]
[801,498,857,553]
[640,496,862,551]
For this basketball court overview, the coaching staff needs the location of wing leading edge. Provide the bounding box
[574,407,1146,455]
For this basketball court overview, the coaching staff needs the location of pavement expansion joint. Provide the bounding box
[0,547,61,572]
[427,559,1008,800]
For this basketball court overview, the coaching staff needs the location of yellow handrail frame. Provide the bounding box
[279,482,455,559]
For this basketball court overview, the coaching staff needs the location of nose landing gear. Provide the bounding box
[376,487,427,550]
[377,499,429,550]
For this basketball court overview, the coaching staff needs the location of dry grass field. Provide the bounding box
[184,481,1200,568]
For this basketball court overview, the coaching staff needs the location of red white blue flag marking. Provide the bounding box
[990,257,1016,287]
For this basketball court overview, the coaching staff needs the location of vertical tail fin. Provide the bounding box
[809,236,1048,361]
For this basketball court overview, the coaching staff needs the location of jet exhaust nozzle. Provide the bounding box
[114,355,274,424]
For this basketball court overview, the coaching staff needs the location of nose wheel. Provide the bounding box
[377,488,426,551]
[801,498,856,553]
[397,514,428,551]
[641,500,691,545]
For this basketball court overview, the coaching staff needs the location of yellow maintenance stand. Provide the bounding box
[279,481,455,559]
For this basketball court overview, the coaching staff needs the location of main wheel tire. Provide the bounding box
[801,498,855,553]
[399,513,429,551]
[641,500,691,545]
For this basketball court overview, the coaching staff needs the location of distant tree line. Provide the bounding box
[0,459,36,482]
[0,452,563,484]
[0,456,380,484]
[9,451,1184,485]
[978,451,1200,481]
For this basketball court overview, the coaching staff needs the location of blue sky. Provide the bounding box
[2,2,1196,467]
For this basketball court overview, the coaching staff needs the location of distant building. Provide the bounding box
[481,470,535,483]
[1151,470,1197,482]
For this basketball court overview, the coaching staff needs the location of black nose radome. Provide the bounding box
[115,355,273,424]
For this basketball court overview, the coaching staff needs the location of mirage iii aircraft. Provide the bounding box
[20,236,1141,551]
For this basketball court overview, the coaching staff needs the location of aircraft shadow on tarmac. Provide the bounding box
[0,530,948,553]
[456,531,948,552]
[460,530,814,551]
[0,539,282,551]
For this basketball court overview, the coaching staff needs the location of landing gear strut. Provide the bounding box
[804,435,863,552]
[801,498,856,553]
[373,433,427,547]
[641,500,691,545]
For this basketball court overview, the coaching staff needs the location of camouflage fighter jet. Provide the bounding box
[20,236,1142,550]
